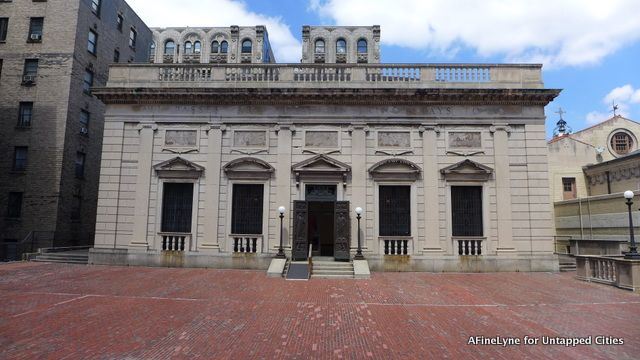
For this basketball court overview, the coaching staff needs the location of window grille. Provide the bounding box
[379,186,411,236]
[231,184,264,234]
[161,183,193,233]
[451,186,483,236]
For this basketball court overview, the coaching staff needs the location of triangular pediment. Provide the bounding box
[223,157,274,179]
[369,158,421,180]
[292,154,351,173]
[154,157,204,178]
[440,159,493,181]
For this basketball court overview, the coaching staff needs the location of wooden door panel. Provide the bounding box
[292,201,308,260]
[334,201,350,261]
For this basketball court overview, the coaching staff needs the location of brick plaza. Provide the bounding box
[1,262,639,359]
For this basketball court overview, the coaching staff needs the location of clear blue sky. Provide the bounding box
[128,0,640,139]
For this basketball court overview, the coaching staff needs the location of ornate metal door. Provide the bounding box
[292,201,309,260]
[334,201,351,261]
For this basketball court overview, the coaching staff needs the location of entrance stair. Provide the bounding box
[32,249,89,265]
[311,258,354,279]
[558,254,576,272]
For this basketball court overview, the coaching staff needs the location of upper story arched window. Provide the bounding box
[220,40,228,53]
[315,39,325,53]
[211,40,219,53]
[193,41,201,54]
[336,39,346,54]
[357,39,368,53]
[184,41,193,54]
[241,39,252,53]
[164,40,175,55]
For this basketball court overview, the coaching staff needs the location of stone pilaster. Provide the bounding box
[200,124,225,251]
[350,124,367,252]
[275,124,293,251]
[492,124,516,252]
[131,122,157,247]
[420,124,443,253]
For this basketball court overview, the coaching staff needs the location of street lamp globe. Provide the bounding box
[624,190,634,200]
[278,206,286,214]
[355,207,363,215]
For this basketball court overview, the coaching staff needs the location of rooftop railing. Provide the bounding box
[106,63,544,89]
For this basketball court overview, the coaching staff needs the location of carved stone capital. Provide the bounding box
[348,123,369,135]
[274,123,295,134]
[136,122,158,132]
[490,124,511,134]
[418,124,441,135]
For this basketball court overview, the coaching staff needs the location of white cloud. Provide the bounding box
[127,0,301,62]
[585,111,612,126]
[585,84,639,125]
[310,0,640,67]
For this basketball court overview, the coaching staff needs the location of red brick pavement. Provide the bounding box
[0,262,638,359]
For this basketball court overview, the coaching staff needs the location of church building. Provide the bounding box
[90,25,560,272]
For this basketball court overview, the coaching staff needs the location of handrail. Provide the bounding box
[308,244,313,277]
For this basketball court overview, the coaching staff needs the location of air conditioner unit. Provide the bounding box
[30,33,42,41]
[22,75,36,83]
[80,127,89,135]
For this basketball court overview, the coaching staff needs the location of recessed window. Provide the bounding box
[161,183,193,233]
[336,39,346,54]
[193,41,201,54]
[184,41,192,54]
[129,28,136,48]
[611,132,633,155]
[116,14,123,32]
[0,18,8,42]
[357,39,367,53]
[164,40,175,55]
[562,177,576,200]
[22,59,38,84]
[75,152,85,178]
[231,184,264,234]
[87,29,98,55]
[241,39,252,53]
[80,110,90,134]
[28,17,43,42]
[13,146,28,171]
[91,0,101,16]
[379,186,411,236]
[7,192,23,218]
[314,39,325,54]
[83,69,93,94]
[211,40,219,53]
[220,40,228,53]
[451,186,483,237]
[18,102,33,127]
[113,48,120,62]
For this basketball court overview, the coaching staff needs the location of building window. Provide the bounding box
[211,40,219,53]
[379,186,411,236]
[161,183,193,233]
[611,132,633,155]
[193,41,201,54]
[116,14,123,32]
[75,152,85,178]
[451,186,483,237]
[0,18,8,42]
[7,192,23,218]
[231,184,263,234]
[83,69,93,94]
[80,109,90,134]
[184,41,192,54]
[22,59,38,84]
[129,28,136,48]
[241,39,252,53]
[13,146,28,171]
[336,39,346,54]
[562,178,576,200]
[28,17,43,42]
[18,102,33,127]
[164,40,175,55]
[357,39,367,53]
[91,0,100,16]
[87,29,98,55]
[113,49,120,62]
[220,40,228,53]
[314,39,325,53]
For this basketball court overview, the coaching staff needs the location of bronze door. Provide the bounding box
[292,200,309,260]
[334,201,350,261]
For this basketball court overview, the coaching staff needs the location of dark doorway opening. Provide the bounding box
[308,201,335,256]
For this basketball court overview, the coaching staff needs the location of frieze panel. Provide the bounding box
[233,130,267,147]
[165,130,197,147]
[448,132,481,148]
[305,131,339,148]
[378,131,411,148]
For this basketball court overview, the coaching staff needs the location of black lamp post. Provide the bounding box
[354,206,364,260]
[276,206,286,258]
[624,191,640,259]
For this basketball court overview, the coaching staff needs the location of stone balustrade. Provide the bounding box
[232,235,262,254]
[381,237,411,255]
[106,63,544,89]
[159,232,190,251]
[576,255,640,291]
[455,237,484,256]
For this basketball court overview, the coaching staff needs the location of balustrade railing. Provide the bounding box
[435,66,490,82]
[160,232,190,251]
[293,66,350,82]
[381,237,411,255]
[456,237,483,256]
[366,66,421,82]
[589,257,617,284]
[225,67,279,82]
[159,66,212,81]
[232,235,262,253]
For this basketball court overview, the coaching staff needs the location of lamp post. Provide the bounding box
[276,206,286,258]
[354,207,364,260]
[624,191,640,259]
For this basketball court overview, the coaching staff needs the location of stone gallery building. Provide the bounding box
[90,25,560,272]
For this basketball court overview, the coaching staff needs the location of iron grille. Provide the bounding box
[231,184,263,234]
[451,186,483,236]
[161,183,193,233]
[379,186,411,236]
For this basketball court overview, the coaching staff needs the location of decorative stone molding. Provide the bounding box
[445,150,485,157]
[274,123,295,134]
[153,157,204,179]
[223,157,274,180]
[291,154,351,187]
[418,124,440,135]
[374,150,414,157]
[440,159,493,182]
[490,124,511,134]
[368,158,421,181]
[347,124,369,135]
[136,122,158,132]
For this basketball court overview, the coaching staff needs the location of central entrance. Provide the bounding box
[291,184,351,261]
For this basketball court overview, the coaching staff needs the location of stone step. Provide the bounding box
[37,254,88,259]
[32,258,87,264]
[311,274,354,279]
[313,268,354,274]
[312,264,353,270]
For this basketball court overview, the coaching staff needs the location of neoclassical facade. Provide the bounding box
[91,26,560,272]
